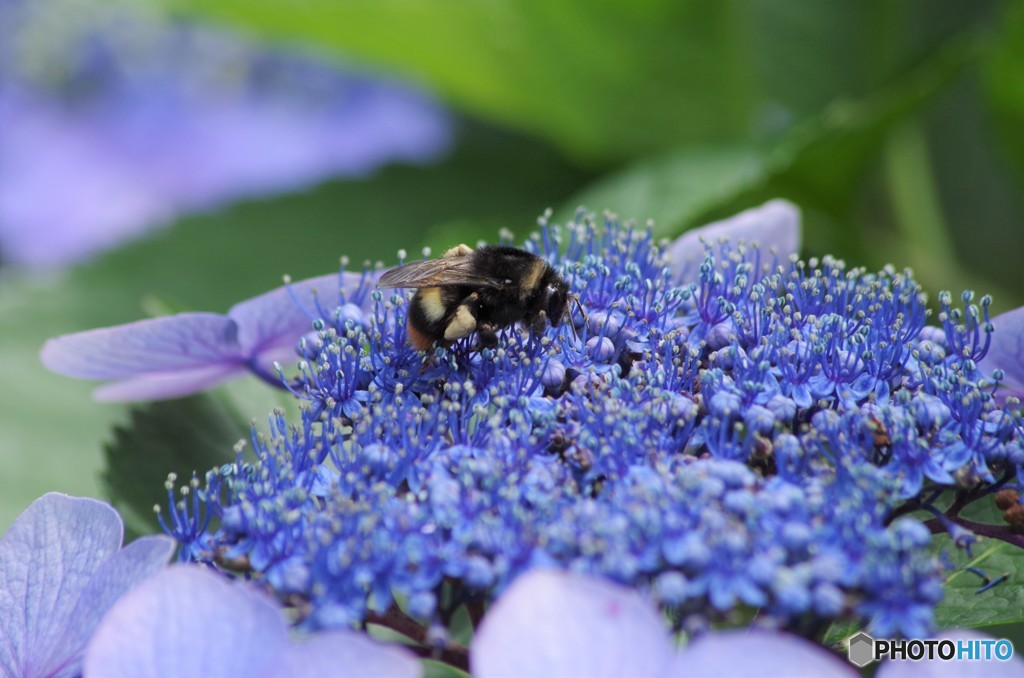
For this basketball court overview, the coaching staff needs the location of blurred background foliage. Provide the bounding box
[1,0,1023,530]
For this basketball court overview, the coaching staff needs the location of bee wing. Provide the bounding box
[377,257,502,289]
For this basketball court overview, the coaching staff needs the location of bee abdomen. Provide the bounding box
[407,286,477,350]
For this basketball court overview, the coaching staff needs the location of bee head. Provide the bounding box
[541,275,570,327]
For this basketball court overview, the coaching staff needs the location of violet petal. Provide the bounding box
[674,629,856,677]
[45,536,175,677]
[228,272,371,362]
[0,494,123,678]
[666,199,801,284]
[90,363,244,403]
[980,305,1024,400]
[40,313,242,380]
[268,631,421,678]
[471,569,675,678]
[84,565,291,678]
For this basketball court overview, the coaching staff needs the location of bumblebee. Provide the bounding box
[378,244,572,350]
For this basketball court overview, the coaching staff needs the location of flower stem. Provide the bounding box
[365,605,471,672]
[924,516,1024,549]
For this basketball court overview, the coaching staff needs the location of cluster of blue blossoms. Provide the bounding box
[162,209,1022,648]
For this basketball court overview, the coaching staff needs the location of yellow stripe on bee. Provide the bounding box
[418,287,447,322]
[520,260,547,299]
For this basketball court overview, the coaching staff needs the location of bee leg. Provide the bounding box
[443,292,480,343]
[530,311,548,337]
[443,306,477,342]
[475,323,499,349]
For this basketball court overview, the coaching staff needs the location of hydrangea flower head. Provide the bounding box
[0,493,174,677]
[42,199,1024,669]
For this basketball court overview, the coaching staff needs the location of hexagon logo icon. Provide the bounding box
[848,632,875,667]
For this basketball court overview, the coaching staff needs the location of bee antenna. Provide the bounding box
[566,293,587,342]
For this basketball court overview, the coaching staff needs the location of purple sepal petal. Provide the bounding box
[0,493,123,678]
[40,313,242,380]
[91,363,243,402]
[268,631,421,678]
[673,629,856,678]
[84,565,291,678]
[980,305,1024,401]
[666,199,802,284]
[40,271,381,401]
[48,535,175,677]
[228,272,369,361]
[876,629,1024,678]
[471,569,675,678]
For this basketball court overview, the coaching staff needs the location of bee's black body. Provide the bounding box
[378,244,570,350]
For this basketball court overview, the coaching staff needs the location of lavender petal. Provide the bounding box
[269,631,420,678]
[228,272,371,362]
[674,629,856,677]
[40,313,242,380]
[91,363,245,403]
[981,305,1024,400]
[471,569,675,678]
[0,494,124,677]
[46,536,175,677]
[666,199,801,284]
[84,565,291,678]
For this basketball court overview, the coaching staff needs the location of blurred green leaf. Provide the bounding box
[934,536,1024,628]
[164,0,1002,165]
[423,660,470,678]
[103,393,245,537]
[822,620,862,648]
[556,32,978,236]
[165,0,755,162]
[984,1,1024,183]
[0,290,112,532]
[772,31,982,215]
[556,144,767,236]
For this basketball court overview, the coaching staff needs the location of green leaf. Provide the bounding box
[984,1,1024,183]
[102,392,246,537]
[164,0,756,162]
[822,620,862,649]
[423,660,470,678]
[934,536,1024,628]
[556,144,768,237]
[557,32,978,236]
[0,309,112,532]
[163,0,1001,166]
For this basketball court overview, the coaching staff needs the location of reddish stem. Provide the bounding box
[365,605,471,673]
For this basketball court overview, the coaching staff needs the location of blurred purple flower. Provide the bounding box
[0,0,451,268]
[40,270,376,401]
[665,198,802,283]
[980,305,1024,402]
[471,569,856,678]
[83,564,419,678]
[0,493,175,677]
